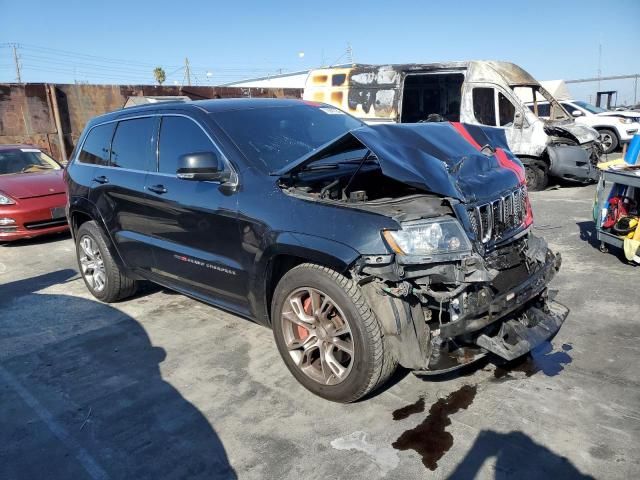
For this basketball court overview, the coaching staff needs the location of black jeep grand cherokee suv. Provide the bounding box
[66,98,568,402]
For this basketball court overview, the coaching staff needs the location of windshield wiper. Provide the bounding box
[299,164,340,171]
[21,164,53,172]
[298,157,377,172]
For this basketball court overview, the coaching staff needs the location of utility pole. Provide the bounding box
[346,43,354,64]
[184,58,191,86]
[12,43,22,83]
[597,42,602,92]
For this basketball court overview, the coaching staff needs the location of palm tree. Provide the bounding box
[153,67,166,85]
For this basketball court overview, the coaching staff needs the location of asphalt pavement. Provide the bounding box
[1,181,639,479]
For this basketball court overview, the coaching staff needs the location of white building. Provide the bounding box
[222,70,310,89]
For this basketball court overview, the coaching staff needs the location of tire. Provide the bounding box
[271,263,397,403]
[75,221,137,303]
[524,161,548,191]
[598,128,619,154]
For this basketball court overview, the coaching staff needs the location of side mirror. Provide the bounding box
[514,111,524,129]
[571,110,583,117]
[176,152,230,182]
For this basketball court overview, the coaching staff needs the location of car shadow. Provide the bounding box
[0,271,237,479]
[447,430,594,479]
[0,230,71,247]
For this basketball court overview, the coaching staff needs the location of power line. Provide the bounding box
[1,41,301,85]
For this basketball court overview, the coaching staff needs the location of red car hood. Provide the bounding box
[0,170,66,199]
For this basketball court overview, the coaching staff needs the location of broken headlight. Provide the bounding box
[383,218,472,256]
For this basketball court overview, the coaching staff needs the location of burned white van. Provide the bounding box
[304,61,602,190]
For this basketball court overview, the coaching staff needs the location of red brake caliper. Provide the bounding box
[297,296,312,340]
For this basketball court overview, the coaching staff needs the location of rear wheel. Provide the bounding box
[76,221,137,302]
[598,128,618,154]
[271,263,396,403]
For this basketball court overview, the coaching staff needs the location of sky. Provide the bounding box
[2,0,639,104]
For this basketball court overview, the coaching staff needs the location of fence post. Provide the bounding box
[47,84,68,163]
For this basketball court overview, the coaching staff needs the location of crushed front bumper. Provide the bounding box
[360,234,569,374]
[548,144,598,182]
[475,301,568,361]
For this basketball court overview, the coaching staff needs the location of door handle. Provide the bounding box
[93,175,109,184]
[147,184,168,194]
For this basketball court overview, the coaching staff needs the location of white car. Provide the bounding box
[528,100,640,154]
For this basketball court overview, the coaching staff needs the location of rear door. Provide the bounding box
[143,114,247,314]
[89,115,158,271]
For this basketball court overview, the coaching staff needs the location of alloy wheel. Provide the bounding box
[281,287,355,385]
[79,235,106,292]
[600,132,613,152]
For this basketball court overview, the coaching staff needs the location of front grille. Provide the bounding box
[467,185,528,244]
[24,218,67,230]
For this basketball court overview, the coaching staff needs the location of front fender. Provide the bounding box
[251,232,363,326]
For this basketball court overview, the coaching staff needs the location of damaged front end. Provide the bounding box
[279,121,569,374]
[356,232,567,373]
[545,122,601,182]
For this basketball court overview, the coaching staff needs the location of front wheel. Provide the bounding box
[271,264,397,403]
[598,128,619,154]
[524,161,548,191]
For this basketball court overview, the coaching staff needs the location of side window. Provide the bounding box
[498,92,516,126]
[536,103,551,118]
[561,103,576,115]
[158,116,216,175]
[472,87,496,126]
[78,123,115,165]
[110,117,157,171]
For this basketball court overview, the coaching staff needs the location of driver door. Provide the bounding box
[466,84,528,154]
[142,114,248,314]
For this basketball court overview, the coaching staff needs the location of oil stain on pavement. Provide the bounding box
[392,384,477,471]
[391,397,425,421]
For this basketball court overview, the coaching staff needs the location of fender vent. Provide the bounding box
[468,186,528,243]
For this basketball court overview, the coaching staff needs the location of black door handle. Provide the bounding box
[147,184,168,194]
[93,175,109,184]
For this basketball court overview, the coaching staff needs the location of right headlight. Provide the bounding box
[382,218,472,256]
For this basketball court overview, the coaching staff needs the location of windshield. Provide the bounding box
[213,104,364,171]
[513,85,570,121]
[0,149,60,175]
[574,101,608,114]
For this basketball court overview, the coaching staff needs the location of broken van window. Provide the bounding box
[472,88,496,126]
[498,92,516,127]
[400,73,463,123]
[513,86,569,121]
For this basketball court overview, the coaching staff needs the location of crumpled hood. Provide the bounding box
[545,121,599,144]
[277,122,524,204]
[0,170,65,199]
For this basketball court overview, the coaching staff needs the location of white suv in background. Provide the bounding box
[528,100,640,154]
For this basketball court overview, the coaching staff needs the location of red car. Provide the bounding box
[0,145,69,242]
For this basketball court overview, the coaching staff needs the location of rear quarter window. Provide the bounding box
[78,123,116,165]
